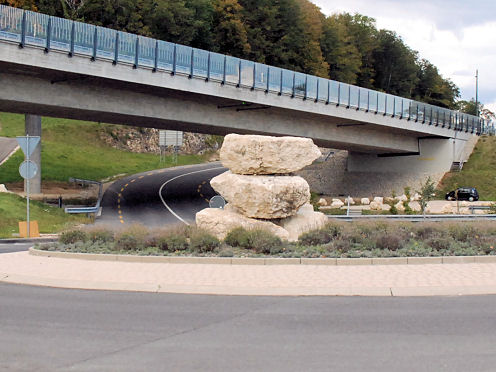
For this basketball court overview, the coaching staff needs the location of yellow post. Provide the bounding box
[18,221,40,238]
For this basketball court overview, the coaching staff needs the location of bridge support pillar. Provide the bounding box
[342,137,476,196]
[24,114,41,194]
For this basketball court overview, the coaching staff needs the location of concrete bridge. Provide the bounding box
[0,5,484,194]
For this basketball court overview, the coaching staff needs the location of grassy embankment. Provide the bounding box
[437,135,496,201]
[0,112,208,183]
[0,112,209,237]
[0,193,89,238]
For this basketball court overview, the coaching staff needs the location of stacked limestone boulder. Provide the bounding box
[196,134,327,241]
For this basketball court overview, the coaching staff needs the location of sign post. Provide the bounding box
[16,135,40,238]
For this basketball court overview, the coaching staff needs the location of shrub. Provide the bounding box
[227,228,283,254]
[448,224,476,242]
[218,248,234,257]
[85,228,114,243]
[299,229,334,245]
[116,234,143,251]
[60,230,88,244]
[224,227,250,247]
[157,234,188,252]
[424,236,452,251]
[374,234,402,251]
[190,229,220,253]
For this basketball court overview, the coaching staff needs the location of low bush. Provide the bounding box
[85,228,114,243]
[157,234,188,252]
[224,227,250,247]
[190,229,220,253]
[115,234,143,251]
[236,229,283,254]
[299,229,334,246]
[59,230,88,244]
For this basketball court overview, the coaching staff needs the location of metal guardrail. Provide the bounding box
[329,214,496,221]
[0,4,485,135]
[64,178,103,217]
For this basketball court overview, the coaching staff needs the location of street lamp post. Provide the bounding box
[475,69,479,117]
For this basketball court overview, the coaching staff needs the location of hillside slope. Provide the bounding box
[437,135,496,200]
[0,113,212,185]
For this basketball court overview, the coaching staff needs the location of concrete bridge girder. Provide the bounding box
[0,72,420,153]
[0,42,475,153]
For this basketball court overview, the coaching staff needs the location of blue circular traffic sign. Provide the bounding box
[19,160,38,180]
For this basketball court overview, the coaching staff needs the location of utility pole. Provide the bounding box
[475,69,479,117]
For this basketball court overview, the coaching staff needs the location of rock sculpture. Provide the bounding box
[196,134,326,241]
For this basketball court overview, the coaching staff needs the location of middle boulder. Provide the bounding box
[210,171,310,219]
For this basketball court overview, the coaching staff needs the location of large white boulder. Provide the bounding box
[397,194,408,202]
[220,134,321,174]
[278,204,328,241]
[318,198,328,206]
[0,184,11,193]
[195,208,290,241]
[210,171,310,219]
[369,201,382,211]
[394,201,405,213]
[361,198,370,205]
[373,197,384,204]
[411,193,421,201]
[330,199,344,208]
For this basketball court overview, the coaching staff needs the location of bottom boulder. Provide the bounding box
[195,207,290,241]
[195,203,328,242]
[277,204,328,241]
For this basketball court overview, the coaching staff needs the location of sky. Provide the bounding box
[311,0,496,113]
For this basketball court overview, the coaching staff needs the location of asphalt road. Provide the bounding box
[0,242,32,253]
[0,283,495,371]
[99,162,226,227]
[0,137,18,164]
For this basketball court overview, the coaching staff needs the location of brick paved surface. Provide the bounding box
[2,251,496,296]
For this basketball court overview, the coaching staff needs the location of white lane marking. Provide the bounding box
[159,167,225,225]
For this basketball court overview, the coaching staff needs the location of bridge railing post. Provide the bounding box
[189,48,194,78]
[315,78,319,103]
[265,67,270,93]
[291,73,295,98]
[91,26,97,61]
[113,32,119,65]
[303,75,308,101]
[133,36,139,69]
[278,69,283,95]
[171,44,176,76]
[251,61,256,90]
[237,59,241,88]
[45,17,51,53]
[153,40,158,72]
[325,80,330,105]
[206,52,210,82]
[19,10,26,48]
[336,83,340,106]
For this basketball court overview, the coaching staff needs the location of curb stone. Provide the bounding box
[28,248,496,266]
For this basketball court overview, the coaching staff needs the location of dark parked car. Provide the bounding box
[445,187,479,201]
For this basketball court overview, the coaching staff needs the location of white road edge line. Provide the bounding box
[159,167,225,225]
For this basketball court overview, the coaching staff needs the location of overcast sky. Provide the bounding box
[311,0,496,112]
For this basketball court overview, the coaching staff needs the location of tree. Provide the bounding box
[212,0,250,56]
[414,59,459,108]
[0,0,36,10]
[338,13,378,88]
[417,177,436,215]
[372,30,419,97]
[61,0,86,20]
[321,15,361,84]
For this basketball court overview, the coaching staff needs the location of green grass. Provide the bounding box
[437,136,496,201]
[0,193,88,238]
[0,112,209,183]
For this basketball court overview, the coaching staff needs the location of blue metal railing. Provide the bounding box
[0,4,485,135]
